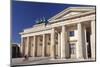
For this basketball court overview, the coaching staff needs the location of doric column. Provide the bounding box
[50,28,55,59]
[23,37,25,56]
[90,20,95,59]
[58,32,61,58]
[61,25,69,59]
[25,37,29,56]
[42,34,45,57]
[20,37,23,56]
[84,27,88,59]
[30,37,33,57]
[33,36,36,57]
[77,23,83,59]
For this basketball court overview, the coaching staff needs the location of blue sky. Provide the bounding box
[12,0,92,44]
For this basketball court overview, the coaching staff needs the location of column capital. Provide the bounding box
[91,19,95,21]
[62,25,66,28]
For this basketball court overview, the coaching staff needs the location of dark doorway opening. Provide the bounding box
[86,28,91,58]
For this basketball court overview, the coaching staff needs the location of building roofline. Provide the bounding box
[49,10,95,23]
[48,6,95,22]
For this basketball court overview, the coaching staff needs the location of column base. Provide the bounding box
[56,56,61,59]
[50,58,55,60]
[91,57,96,60]
[76,56,84,59]
[50,56,56,60]
[42,56,45,57]
[61,57,67,59]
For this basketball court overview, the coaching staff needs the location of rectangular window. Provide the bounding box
[48,42,50,45]
[40,38,42,41]
[69,31,74,36]
[70,44,76,54]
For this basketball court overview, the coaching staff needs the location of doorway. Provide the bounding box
[86,28,91,58]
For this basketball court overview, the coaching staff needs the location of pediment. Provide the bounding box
[55,11,82,20]
[48,7,95,22]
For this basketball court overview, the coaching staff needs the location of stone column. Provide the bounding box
[42,34,45,57]
[90,20,95,59]
[25,37,29,56]
[33,36,36,57]
[84,26,88,59]
[61,25,69,59]
[77,23,83,59]
[20,37,23,56]
[23,37,25,56]
[30,37,33,57]
[58,32,61,58]
[50,28,55,59]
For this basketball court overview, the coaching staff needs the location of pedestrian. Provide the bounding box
[23,55,29,61]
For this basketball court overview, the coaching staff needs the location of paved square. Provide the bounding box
[11,57,95,66]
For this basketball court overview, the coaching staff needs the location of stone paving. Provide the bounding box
[11,57,95,66]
